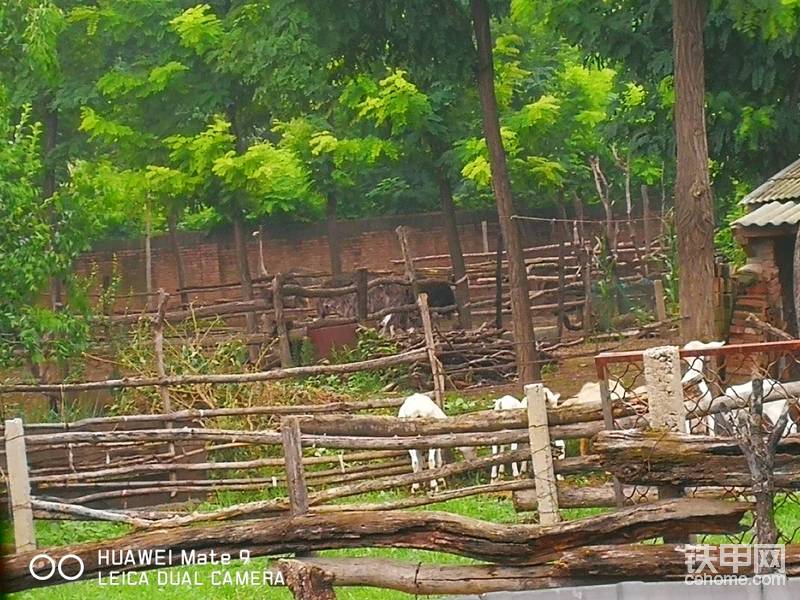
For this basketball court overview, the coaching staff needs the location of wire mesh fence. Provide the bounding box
[595,340,800,544]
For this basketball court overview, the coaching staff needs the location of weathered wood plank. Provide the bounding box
[595,429,800,487]
[3,499,748,592]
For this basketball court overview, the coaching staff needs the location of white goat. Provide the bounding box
[678,340,725,434]
[721,379,798,436]
[490,388,563,481]
[679,342,798,436]
[397,393,446,492]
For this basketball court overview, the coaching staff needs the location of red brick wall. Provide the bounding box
[75,212,513,309]
[75,211,658,311]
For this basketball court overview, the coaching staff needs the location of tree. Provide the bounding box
[0,90,100,405]
[471,0,539,383]
[673,0,715,340]
[273,114,398,277]
[349,69,475,327]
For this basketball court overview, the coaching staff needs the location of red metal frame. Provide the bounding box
[594,339,800,379]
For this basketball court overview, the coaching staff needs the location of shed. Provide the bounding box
[731,157,800,339]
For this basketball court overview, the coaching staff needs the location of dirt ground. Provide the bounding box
[460,333,674,401]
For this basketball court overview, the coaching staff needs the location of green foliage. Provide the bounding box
[0,96,99,369]
[304,328,408,396]
[716,203,748,267]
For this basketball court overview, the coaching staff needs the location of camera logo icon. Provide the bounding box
[29,553,84,581]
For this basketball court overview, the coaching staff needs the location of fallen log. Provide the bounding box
[280,543,800,596]
[594,429,800,487]
[3,499,747,592]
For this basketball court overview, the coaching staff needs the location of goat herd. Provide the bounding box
[395,340,800,493]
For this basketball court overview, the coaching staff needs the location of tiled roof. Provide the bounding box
[732,200,800,228]
[741,158,800,205]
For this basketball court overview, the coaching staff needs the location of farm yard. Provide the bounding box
[4,0,800,599]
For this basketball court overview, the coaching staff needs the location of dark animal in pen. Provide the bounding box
[316,276,456,334]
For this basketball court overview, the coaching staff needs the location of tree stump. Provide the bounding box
[279,559,337,600]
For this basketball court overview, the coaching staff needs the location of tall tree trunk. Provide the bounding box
[43,105,62,310]
[793,225,800,337]
[434,164,472,329]
[232,214,259,362]
[145,208,153,310]
[227,100,261,362]
[673,0,716,341]
[471,0,539,385]
[494,230,504,329]
[326,194,343,277]
[166,207,190,308]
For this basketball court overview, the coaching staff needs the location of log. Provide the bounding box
[4,499,747,592]
[287,543,800,596]
[30,450,407,484]
[0,349,427,394]
[280,558,559,596]
[280,560,336,600]
[282,417,309,516]
[745,313,794,341]
[513,483,658,511]
[21,397,410,430]
[595,429,800,487]
[30,499,151,527]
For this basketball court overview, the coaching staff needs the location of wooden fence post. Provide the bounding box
[273,273,294,368]
[581,244,593,333]
[355,267,369,322]
[418,293,446,408]
[281,416,309,516]
[453,275,472,331]
[5,418,36,552]
[494,234,504,329]
[281,416,314,559]
[525,383,560,525]
[597,373,625,508]
[643,345,687,541]
[556,237,566,341]
[653,278,668,340]
[481,220,489,254]
[153,289,177,497]
[395,226,420,299]
[642,184,652,272]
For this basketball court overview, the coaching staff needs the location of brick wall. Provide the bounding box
[76,211,522,309]
[75,211,659,310]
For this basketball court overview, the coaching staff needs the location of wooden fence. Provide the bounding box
[4,342,800,595]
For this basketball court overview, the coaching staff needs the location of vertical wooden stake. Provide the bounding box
[653,278,668,339]
[494,233,504,329]
[395,225,420,299]
[281,416,309,516]
[257,225,269,278]
[154,289,177,497]
[5,418,36,553]
[418,293,446,408]
[145,208,153,310]
[582,244,593,333]
[597,373,625,508]
[641,184,652,275]
[556,237,566,341]
[273,273,294,368]
[525,384,560,525]
[481,220,489,254]
[355,267,369,322]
